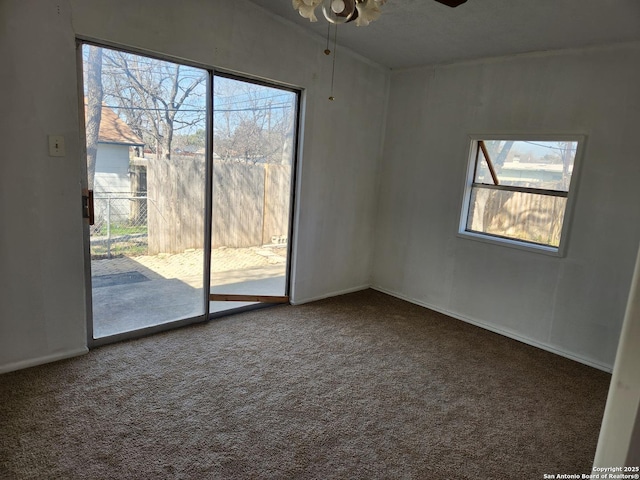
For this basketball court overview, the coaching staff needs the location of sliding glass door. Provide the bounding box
[80,42,298,343]
[81,43,210,340]
[209,75,297,313]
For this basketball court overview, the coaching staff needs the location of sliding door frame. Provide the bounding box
[76,37,300,347]
[207,70,301,307]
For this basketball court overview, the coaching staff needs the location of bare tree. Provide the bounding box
[84,46,103,189]
[90,47,294,165]
[214,79,295,164]
[101,51,207,160]
[558,141,575,189]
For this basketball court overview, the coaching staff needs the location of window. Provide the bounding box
[459,136,583,255]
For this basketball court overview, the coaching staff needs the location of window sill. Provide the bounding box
[457,230,565,257]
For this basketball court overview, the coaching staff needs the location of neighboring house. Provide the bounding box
[87,103,145,195]
[86,103,145,228]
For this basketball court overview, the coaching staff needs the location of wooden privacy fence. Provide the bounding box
[147,155,291,255]
[468,188,566,247]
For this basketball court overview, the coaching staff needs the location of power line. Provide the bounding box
[104,103,292,113]
[212,92,293,107]
[521,141,576,152]
[214,104,292,113]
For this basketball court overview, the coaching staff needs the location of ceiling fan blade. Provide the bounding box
[434,0,468,7]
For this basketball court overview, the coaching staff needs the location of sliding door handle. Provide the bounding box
[82,188,95,225]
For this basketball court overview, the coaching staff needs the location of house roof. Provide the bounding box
[85,100,144,146]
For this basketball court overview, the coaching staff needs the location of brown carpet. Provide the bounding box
[0,289,610,479]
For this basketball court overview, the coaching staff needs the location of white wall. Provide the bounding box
[373,43,640,370]
[94,143,131,194]
[0,0,388,372]
[0,0,89,372]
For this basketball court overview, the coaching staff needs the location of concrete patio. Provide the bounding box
[91,246,288,338]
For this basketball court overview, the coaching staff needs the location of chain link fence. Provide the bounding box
[90,195,148,259]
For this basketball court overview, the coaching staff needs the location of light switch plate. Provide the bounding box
[48,135,65,157]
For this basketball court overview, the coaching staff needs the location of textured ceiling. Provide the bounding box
[245,0,640,69]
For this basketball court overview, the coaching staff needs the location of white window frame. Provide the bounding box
[458,134,586,257]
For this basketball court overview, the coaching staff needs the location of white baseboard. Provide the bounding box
[291,284,371,305]
[0,347,89,374]
[372,285,613,373]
